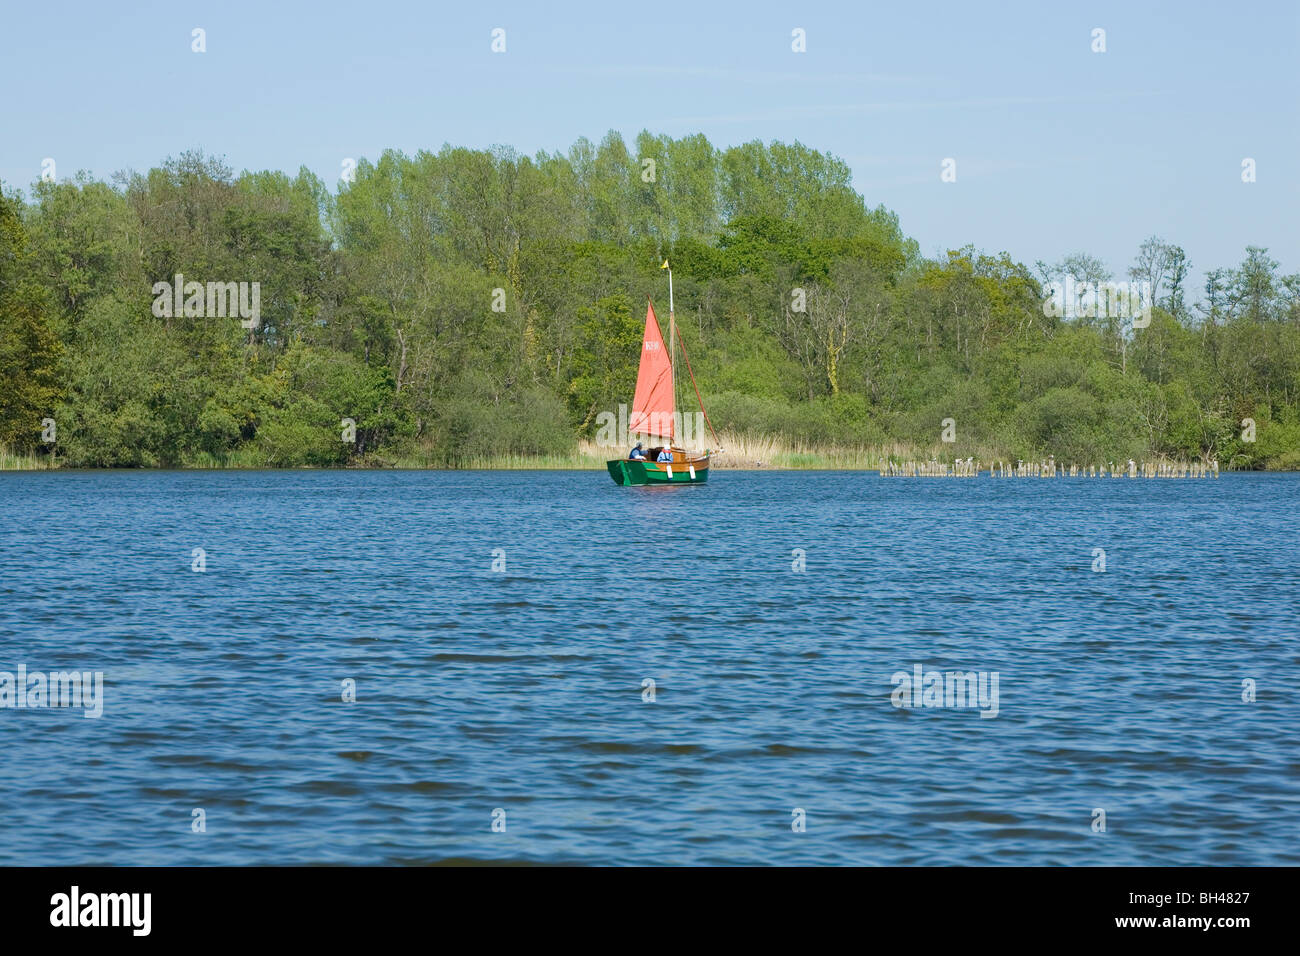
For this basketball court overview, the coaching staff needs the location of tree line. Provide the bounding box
[2,132,1298,468]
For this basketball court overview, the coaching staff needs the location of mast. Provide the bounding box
[662,259,677,446]
[666,260,676,436]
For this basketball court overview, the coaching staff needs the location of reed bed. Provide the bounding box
[0,439,1254,473]
[0,447,57,470]
[393,449,604,470]
[702,433,1008,470]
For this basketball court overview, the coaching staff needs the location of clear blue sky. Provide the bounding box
[3,0,1296,294]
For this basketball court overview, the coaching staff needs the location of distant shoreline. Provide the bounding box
[6,435,1278,472]
[2,461,1290,474]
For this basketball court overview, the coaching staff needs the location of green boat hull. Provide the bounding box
[607,458,709,486]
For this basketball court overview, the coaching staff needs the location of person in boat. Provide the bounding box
[656,446,673,463]
[628,442,646,460]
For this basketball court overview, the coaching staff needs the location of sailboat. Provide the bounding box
[606,261,718,486]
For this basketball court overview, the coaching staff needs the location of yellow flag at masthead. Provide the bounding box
[661,259,669,269]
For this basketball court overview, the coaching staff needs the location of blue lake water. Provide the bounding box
[1,470,1297,865]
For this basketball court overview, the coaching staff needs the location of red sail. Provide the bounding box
[628,301,674,439]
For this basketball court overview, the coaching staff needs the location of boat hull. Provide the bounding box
[607,455,709,486]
